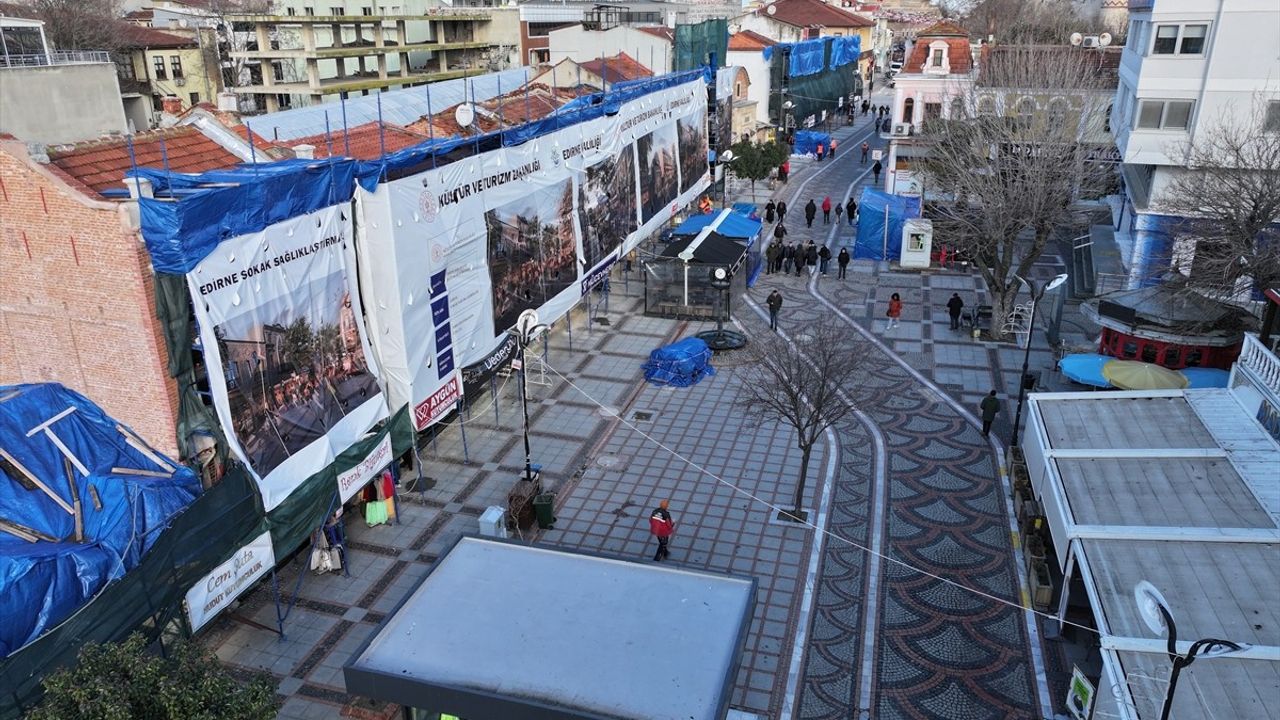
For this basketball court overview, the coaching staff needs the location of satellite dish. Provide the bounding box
[1134,581,1170,637]
[1099,32,1113,47]
[1069,32,1083,46]
[766,4,776,15]
[454,103,475,128]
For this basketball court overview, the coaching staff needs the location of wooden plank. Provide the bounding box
[0,448,73,515]
[64,456,83,543]
[111,466,173,479]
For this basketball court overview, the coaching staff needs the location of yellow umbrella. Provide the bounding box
[1102,360,1190,390]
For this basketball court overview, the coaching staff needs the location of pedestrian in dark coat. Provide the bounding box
[783,242,795,273]
[979,390,1002,437]
[765,200,776,224]
[767,289,783,331]
[804,199,817,228]
[821,196,832,224]
[818,244,832,274]
[947,293,965,330]
[777,200,788,223]
[649,500,675,560]
[766,239,781,274]
[861,142,869,163]
[834,200,843,223]
[846,197,857,225]
[872,159,882,184]
[837,247,850,279]
[805,242,818,276]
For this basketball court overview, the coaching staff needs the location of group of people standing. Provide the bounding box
[860,101,891,118]
[764,240,851,280]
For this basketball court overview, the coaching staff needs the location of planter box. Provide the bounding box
[1025,535,1047,574]
[1030,560,1053,611]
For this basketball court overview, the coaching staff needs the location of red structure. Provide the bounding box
[1083,283,1258,371]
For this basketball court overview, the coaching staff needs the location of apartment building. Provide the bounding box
[1111,0,1280,285]
[226,1,519,112]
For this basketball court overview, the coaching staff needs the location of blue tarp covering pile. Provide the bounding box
[671,208,762,241]
[829,36,862,68]
[792,130,833,156]
[0,383,200,657]
[853,188,922,261]
[642,338,717,387]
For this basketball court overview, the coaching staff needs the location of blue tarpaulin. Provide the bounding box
[792,130,833,156]
[0,383,200,657]
[830,36,862,68]
[642,338,717,387]
[671,208,762,241]
[853,188,922,261]
[764,37,829,77]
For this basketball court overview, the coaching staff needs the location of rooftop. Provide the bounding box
[728,29,777,51]
[117,23,196,49]
[579,51,652,84]
[902,34,972,74]
[636,25,675,42]
[1027,342,1280,720]
[291,121,427,160]
[758,0,874,29]
[46,126,241,198]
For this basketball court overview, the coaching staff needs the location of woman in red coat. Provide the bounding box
[886,292,903,330]
[821,196,832,224]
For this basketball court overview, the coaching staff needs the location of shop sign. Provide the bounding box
[337,434,394,504]
[185,531,275,631]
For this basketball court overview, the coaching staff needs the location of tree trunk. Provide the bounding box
[988,285,1022,342]
[792,443,812,517]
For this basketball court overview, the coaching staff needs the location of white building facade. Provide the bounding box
[1111,0,1280,287]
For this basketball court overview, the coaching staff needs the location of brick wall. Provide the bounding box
[0,144,181,458]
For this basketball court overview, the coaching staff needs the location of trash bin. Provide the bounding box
[533,492,556,530]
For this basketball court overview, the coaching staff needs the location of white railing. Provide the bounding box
[0,51,112,68]
[1236,333,1280,399]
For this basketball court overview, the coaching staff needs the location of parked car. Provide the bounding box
[888,60,903,74]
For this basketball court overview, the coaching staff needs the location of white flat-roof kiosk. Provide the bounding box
[344,536,756,720]
[1023,334,1280,719]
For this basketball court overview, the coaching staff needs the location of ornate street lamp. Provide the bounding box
[1010,273,1067,446]
[512,309,548,483]
[1134,581,1252,720]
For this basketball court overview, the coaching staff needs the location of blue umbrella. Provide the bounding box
[1179,367,1230,389]
[1058,353,1113,388]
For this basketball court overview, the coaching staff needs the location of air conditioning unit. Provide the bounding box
[175,77,186,86]
[1081,36,1100,48]
[891,122,912,137]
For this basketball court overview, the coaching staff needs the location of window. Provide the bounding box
[1046,97,1070,132]
[1152,24,1208,55]
[1122,340,1138,358]
[170,56,183,79]
[950,97,965,119]
[330,7,344,15]
[304,7,314,15]
[923,102,941,121]
[1015,96,1037,123]
[931,48,944,66]
[1265,101,1280,132]
[1104,103,1113,132]
[152,56,166,79]
[1185,348,1203,367]
[189,92,200,106]
[901,97,914,123]
[151,94,163,111]
[362,6,373,15]
[1136,100,1194,130]
[1162,348,1180,367]
[286,6,295,14]
[976,96,996,116]
[1141,343,1158,363]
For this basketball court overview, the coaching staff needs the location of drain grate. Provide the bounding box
[631,410,655,423]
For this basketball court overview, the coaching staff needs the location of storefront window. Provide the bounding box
[1122,340,1138,358]
[1141,344,1158,363]
[1185,348,1203,367]
[1162,347,1180,367]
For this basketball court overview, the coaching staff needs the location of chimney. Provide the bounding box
[292,143,316,159]
[161,95,184,116]
[217,92,239,112]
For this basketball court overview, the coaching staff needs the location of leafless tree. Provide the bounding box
[28,0,125,53]
[735,321,862,522]
[1157,99,1280,301]
[956,0,1103,44]
[917,45,1116,340]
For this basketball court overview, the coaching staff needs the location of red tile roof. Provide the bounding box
[124,9,155,22]
[579,52,652,84]
[118,23,196,49]
[291,122,427,159]
[903,36,972,74]
[636,25,675,42]
[761,0,874,29]
[406,84,581,137]
[729,30,777,51]
[915,19,968,37]
[47,126,240,198]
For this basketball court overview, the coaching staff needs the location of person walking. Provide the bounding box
[816,142,825,161]
[767,289,783,331]
[872,159,882,185]
[846,197,857,226]
[834,200,843,224]
[804,199,817,228]
[779,160,790,183]
[861,141,869,163]
[885,292,902,330]
[805,241,818,277]
[979,390,1002,438]
[766,238,781,274]
[821,196,832,224]
[830,138,838,157]
[777,200,788,224]
[649,500,675,561]
[818,244,832,274]
[765,200,776,224]
[782,241,794,274]
[947,293,965,330]
[837,247,850,279]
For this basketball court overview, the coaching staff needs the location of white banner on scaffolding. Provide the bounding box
[357,78,709,430]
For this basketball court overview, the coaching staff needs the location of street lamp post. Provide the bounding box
[1134,581,1251,720]
[512,309,548,483]
[718,149,735,209]
[1009,273,1067,447]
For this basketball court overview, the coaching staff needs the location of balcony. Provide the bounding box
[0,51,112,69]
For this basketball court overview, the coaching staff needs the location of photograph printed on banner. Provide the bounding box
[676,109,709,195]
[577,143,638,271]
[485,176,578,334]
[214,272,379,476]
[637,122,679,224]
